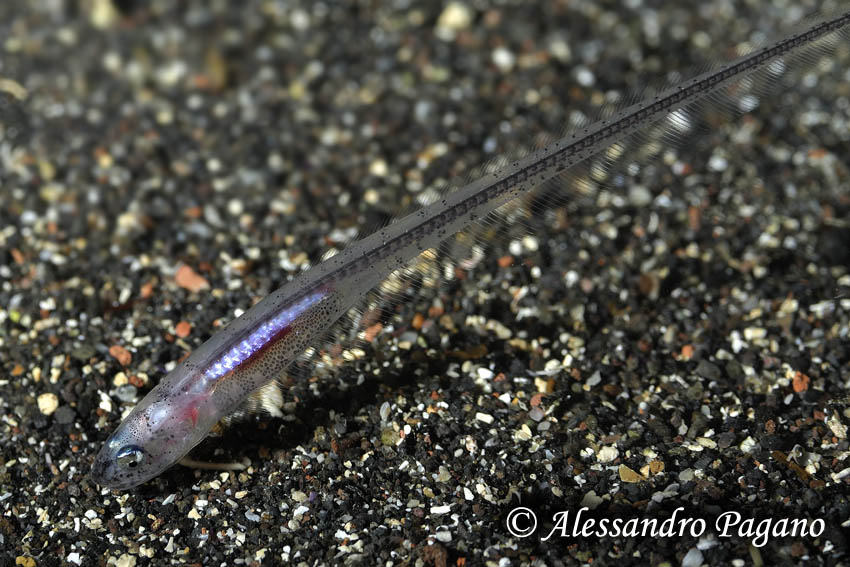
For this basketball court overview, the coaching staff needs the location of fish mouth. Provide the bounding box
[90,455,109,484]
[90,449,119,488]
[90,448,138,491]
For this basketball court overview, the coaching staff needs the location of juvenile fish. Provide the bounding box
[91,8,850,489]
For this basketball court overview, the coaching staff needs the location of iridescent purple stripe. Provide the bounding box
[204,290,326,381]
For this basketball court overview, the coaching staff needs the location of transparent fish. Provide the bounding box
[90,6,850,490]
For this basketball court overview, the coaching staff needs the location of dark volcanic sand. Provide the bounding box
[1,1,849,565]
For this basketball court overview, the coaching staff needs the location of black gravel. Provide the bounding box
[2,1,850,565]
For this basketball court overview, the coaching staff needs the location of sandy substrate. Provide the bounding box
[1,0,849,565]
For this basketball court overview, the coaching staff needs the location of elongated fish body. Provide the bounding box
[91,9,850,490]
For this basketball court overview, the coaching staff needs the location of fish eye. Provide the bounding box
[115,445,145,470]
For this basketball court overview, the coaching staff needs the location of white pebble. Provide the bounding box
[369,159,388,177]
[743,327,767,341]
[475,412,494,424]
[515,424,533,441]
[628,185,652,206]
[729,330,745,353]
[575,66,595,86]
[492,47,516,72]
[291,9,310,31]
[708,154,727,172]
[597,445,618,463]
[227,198,244,216]
[580,490,604,509]
[522,235,539,252]
[37,392,59,416]
[436,2,472,37]
[477,367,494,380]
[681,547,704,567]
[739,436,758,453]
